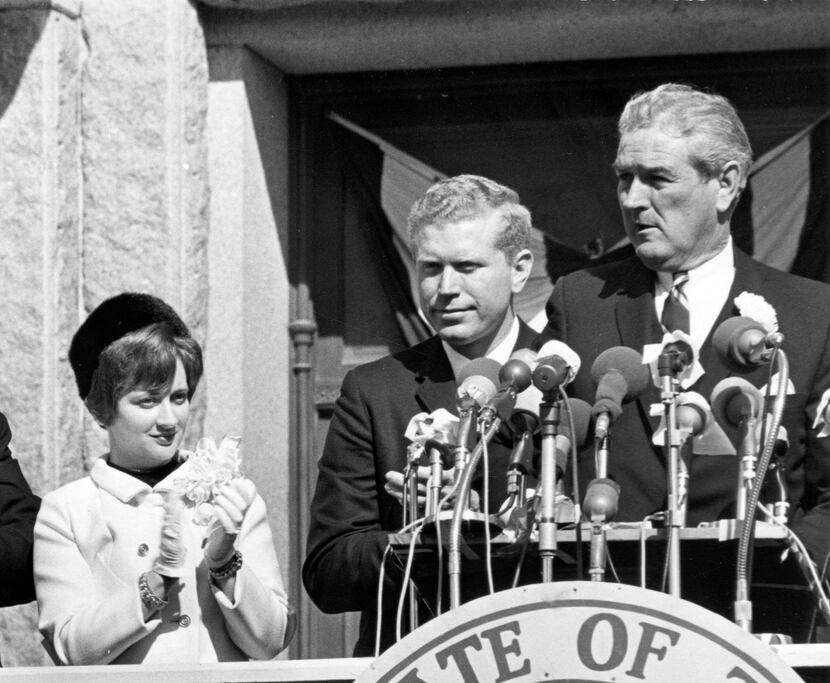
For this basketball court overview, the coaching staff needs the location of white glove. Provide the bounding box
[203,477,256,569]
[152,494,188,577]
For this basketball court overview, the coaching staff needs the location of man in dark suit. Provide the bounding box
[540,83,830,637]
[0,410,40,664]
[303,175,537,655]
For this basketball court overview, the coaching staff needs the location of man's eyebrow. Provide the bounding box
[612,161,673,175]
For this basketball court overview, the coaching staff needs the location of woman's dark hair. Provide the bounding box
[85,322,203,426]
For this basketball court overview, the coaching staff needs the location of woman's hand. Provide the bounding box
[203,477,257,568]
[152,494,187,577]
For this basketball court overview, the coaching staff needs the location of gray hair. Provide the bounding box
[618,83,753,184]
[406,174,532,258]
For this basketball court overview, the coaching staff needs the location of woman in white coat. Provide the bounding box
[34,293,294,665]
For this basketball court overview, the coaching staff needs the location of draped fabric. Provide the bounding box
[733,112,830,281]
[331,120,432,348]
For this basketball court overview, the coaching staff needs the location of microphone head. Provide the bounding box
[531,340,581,392]
[712,316,768,373]
[590,346,651,403]
[710,377,763,431]
[583,477,621,521]
[676,391,711,436]
[536,340,582,377]
[457,358,501,407]
[591,369,626,422]
[499,358,532,392]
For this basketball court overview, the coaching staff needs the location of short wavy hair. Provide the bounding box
[618,83,753,185]
[85,322,203,426]
[406,174,532,259]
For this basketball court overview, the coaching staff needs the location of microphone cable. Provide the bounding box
[737,346,787,625]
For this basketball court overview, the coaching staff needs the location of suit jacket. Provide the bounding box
[540,248,830,622]
[0,411,40,610]
[35,456,291,664]
[303,320,538,655]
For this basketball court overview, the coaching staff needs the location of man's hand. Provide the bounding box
[384,467,479,511]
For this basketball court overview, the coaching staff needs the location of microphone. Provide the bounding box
[651,390,736,455]
[710,377,764,449]
[712,316,781,373]
[675,391,711,437]
[590,347,651,439]
[455,358,501,456]
[532,340,581,392]
[659,335,695,377]
[710,377,763,430]
[457,358,501,407]
[481,358,533,426]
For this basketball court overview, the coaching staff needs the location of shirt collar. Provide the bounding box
[656,236,734,290]
[90,453,190,503]
[441,315,520,380]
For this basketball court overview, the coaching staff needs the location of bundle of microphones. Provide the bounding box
[401,313,800,536]
[391,312,830,633]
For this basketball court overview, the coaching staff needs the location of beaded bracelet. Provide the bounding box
[138,571,168,612]
[209,550,243,581]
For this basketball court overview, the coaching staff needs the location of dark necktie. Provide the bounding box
[661,271,689,334]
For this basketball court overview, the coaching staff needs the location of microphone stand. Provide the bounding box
[658,344,689,598]
[403,442,423,633]
[447,417,503,610]
[452,395,478,478]
[537,392,561,583]
[584,437,620,583]
[735,345,787,633]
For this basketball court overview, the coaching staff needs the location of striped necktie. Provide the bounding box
[661,271,689,334]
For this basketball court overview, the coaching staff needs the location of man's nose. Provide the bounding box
[619,177,650,210]
[437,267,460,295]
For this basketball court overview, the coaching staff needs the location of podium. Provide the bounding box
[388,517,823,645]
[358,581,803,682]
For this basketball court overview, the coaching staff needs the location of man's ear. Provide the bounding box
[511,248,534,294]
[715,160,743,213]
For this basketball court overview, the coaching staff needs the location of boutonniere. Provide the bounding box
[734,292,778,333]
[174,435,243,525]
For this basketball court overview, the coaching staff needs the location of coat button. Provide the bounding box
[178,614,191,628]
[137,543,149,557]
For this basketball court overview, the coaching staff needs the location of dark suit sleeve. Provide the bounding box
[302,370,397,614]
[787,301,830,565]
[0,412,40,606]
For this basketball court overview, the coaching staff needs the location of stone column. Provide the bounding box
[205,46,292,647]
[0,0,210,665]
[0,0,83,665]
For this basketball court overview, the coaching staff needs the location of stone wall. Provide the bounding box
[0,0,210,665]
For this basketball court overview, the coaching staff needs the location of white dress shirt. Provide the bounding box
[655,237,736,351]
[442,315,520,380]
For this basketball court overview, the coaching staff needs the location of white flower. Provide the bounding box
[173,435,243,526]
[734,291,778,333]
